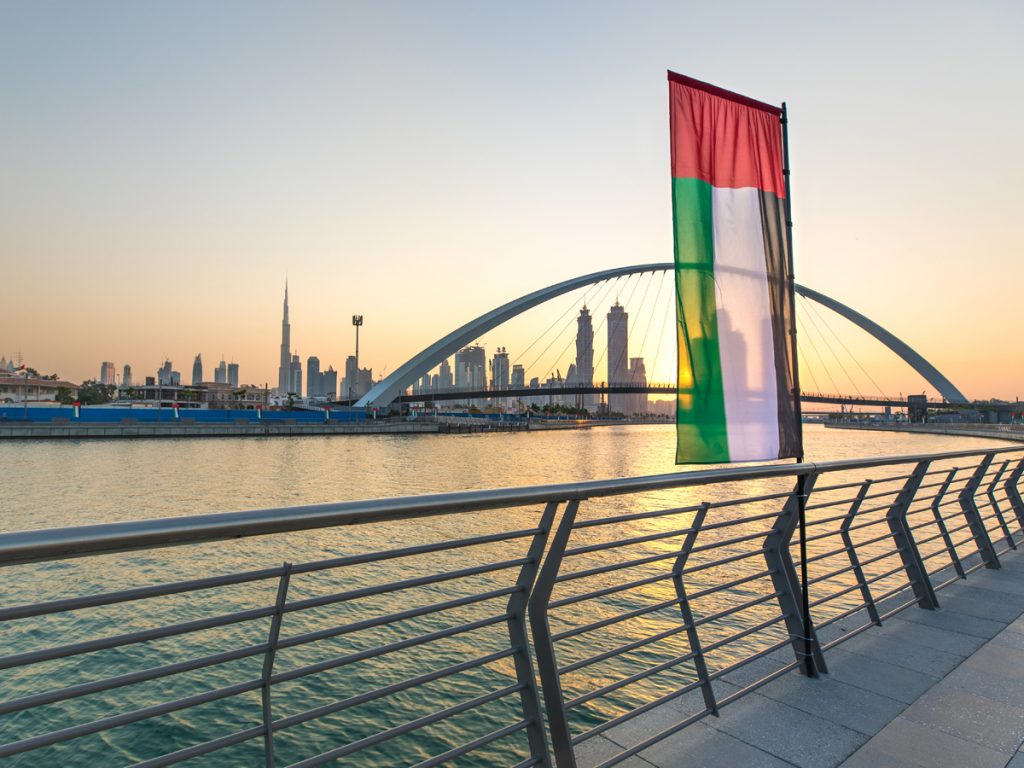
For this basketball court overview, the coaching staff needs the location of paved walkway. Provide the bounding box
[579,547,1024,768]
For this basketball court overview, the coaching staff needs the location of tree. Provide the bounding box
[55,387,75,405]
[76,380,116,405]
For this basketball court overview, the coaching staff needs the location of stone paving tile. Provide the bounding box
[865,616,987,656]
[962,642,1024,681]
[937,592,1024,622]
[840,715,1008,768]
[823,646,939,704]
[575,733,656,768]
[637,720,796,768]
[700,692,863,768]
[901,686,1024,754]
[942,664,1024,709]
[992,627,1024,651]
[895,604,1007,638]
[602,684,738,751]
[835,631,965,676]
[751,672,906,736]
[962,572,1024,597]
[1008,753,1024,768]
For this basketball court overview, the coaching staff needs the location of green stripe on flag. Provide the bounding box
[673,176,729,463]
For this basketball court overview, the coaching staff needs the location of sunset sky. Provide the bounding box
[2,1,1021,400]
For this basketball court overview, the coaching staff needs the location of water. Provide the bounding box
[0,425,1014,766]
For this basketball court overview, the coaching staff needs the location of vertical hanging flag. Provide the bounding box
[670,71,802,463]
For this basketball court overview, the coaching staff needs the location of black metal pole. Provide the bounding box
[781,102,815,678]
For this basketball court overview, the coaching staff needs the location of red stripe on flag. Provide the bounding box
[669,72,785,197]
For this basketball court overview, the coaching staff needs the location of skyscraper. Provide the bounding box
[455,345,486,390]
[511,364,525,388]
[122,364,132,388]
[437,358,453,391]
[576,306,595,410]
[227,362,239,388]
[306,356,321,399]
[214,358,228,384]
[322,367,337,400]
[607,302,629,415]
[491,347,510,390]
[277,281,291,396]
[628,357,648,416]
[192,354,203,385]
[100,361,116,386]
[289,354,302,397]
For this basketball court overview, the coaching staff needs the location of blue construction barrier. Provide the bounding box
[0,406,366,424]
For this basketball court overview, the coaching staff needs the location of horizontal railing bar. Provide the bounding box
[0,678,262,757]
[554,549,680,584]
[6,447,1021,566]
[808,548,893,586]
[0,566,283,622]
[707,636,795,685]
[688,528,777,553]
[801,542,853,565]
[803,515,888,543]
[273,647,517,732]
[565,648,698,710]
[820,617,877,649]
[511,758,544,768]
[551,595,683,643]
[714,656,801,707]
[558,623,689,676]
[815,601,872,630]
[588,707,710,768]
[571,679,707,746]
[276,585,519,650]
[706,490,796,509]
[688,568,777,601]
[862,562,911,587]
[130,725,266,768]
[809,581,865,608]
[572,503,703,529]
[563,526,698,557]
[290,527,541,575]
[876,596,921,623]
[682,547,768,575]
[286,683,526,768]
[0,640,268,715]
[271,611,511,685]
[549,571,672,610]
[282,557,528,613]
[699,613,789,655]
[0,605,276,671]
[871,581,915,604]
[921,548,956,563]
[409,719,532,768]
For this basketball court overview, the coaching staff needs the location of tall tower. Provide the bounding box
[576,306,595,410]
[192,354,203,385]
[277,281,291,395]
[607,302,629,415]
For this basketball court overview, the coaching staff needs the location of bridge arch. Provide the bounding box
[356,264,968,408]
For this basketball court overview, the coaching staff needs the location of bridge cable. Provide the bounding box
[592,270,647,379]
[650,270,675,389]
[519,274,622,381]
[632,270,669,380]
[511,276,618,373]
[802,295,890,400]
[795,296,843,396]
[798,294,864,398]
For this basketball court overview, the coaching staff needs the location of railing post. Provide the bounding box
[1004,458,1024,533]
[672,503,717,715]
[263,562,292,768]
[841,481,882,626]
[960,453,1001,570]
[763,472,827,676]
[506,502,558,768]
[930,469,966,579]
[986,460,1017,550]
[528,499,581,768]
[886,461,938,610]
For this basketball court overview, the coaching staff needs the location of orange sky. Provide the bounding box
[2,3,1021,400]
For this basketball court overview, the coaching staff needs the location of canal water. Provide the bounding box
[0,425,1014,766]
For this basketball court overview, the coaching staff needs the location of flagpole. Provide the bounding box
[781,102,815,678]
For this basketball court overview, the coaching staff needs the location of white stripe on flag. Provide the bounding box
[711,186,781,461]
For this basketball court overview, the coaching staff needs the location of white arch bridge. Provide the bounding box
[351,263,968,409]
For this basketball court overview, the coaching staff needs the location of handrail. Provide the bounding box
[2,446,1022,566]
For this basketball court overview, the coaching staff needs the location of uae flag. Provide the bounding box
[669,72,802,463]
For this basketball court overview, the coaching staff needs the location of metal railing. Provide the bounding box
[1,446,1022,767]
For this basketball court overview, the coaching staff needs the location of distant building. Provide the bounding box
[628,357,648,416]
[0,375,79,404]
[289,354,302,397]
[491,347,510,390]
[511,364,525,388]
[277,282,291,396]
[576,307,596,410]
[100,362,116,386]
[122,364,133,388]
[455,345,486,390]
[306,356,321,399]
[227,362,239,388]
[214,358,228,385]
[157,360,180,387]
[192,354,203,386]
[437,358,453,392]
[607,302,629,415]
[321,367,337,400]
[342,355,373,400]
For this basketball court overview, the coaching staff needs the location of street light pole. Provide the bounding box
[351,314,363,401]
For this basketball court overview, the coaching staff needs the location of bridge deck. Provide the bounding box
[579,546,1024,768]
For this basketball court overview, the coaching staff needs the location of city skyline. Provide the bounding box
[2,3,1022,399]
